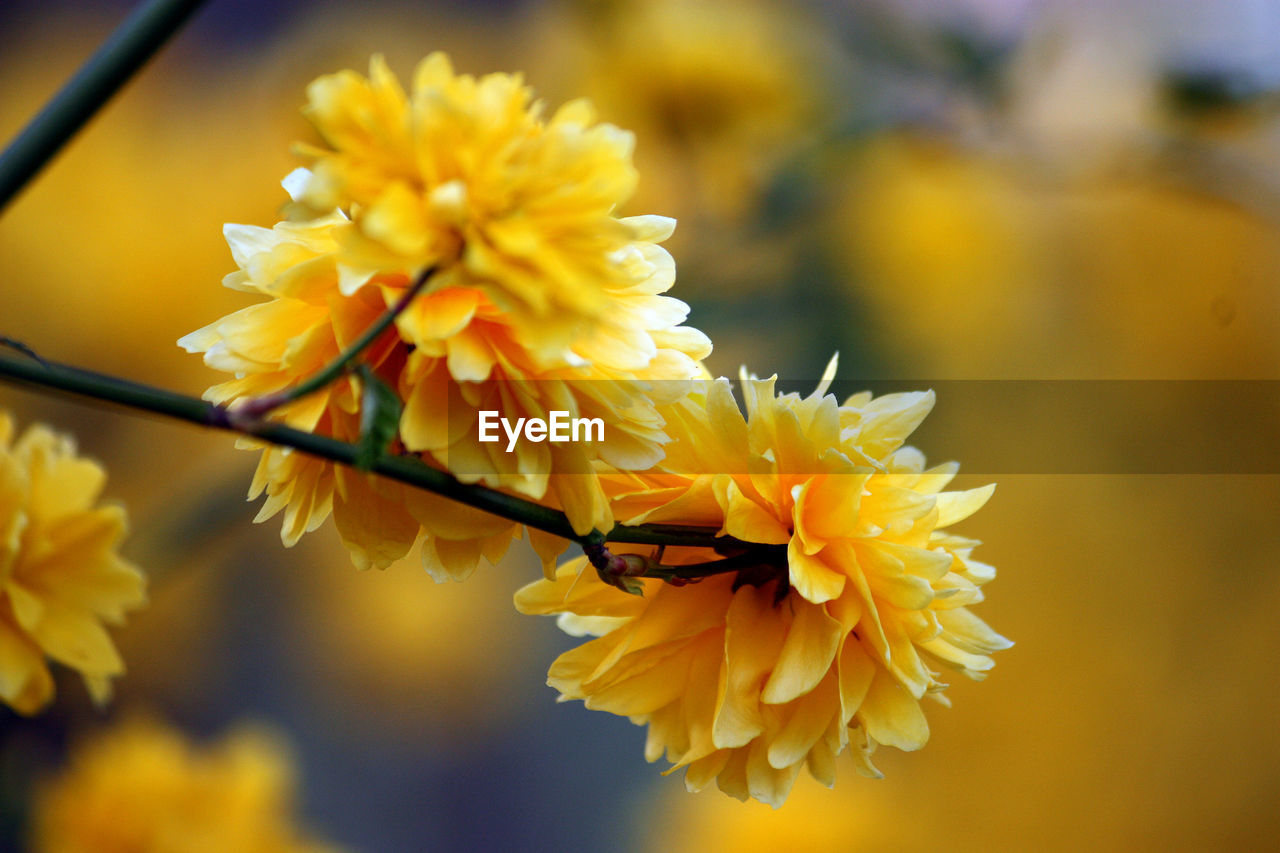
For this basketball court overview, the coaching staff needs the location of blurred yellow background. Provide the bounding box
[2,0,1279,850]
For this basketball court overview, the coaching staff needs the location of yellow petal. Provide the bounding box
[0,618,48,712]
[21,431,104,522]
[746,738,804,808]
[586,642,694,716]
[397,287,479,344]
[445,326,496,382]
[858,542,935,611]
[712,585,785,749]
[935,483,996,527]
[424,536,485,582]
[527,528,570,580]
[549,446,610,535]
[28,598,124,675]
[331,471,418,570]
[786,539,845,605]
[683,750,731,793]
[720,480,790,544]
[362,182,430,258]
[761,598,844,704]
[768,669,839,770]
[855,390,936,459]
[860,669,930,751]
[937,608,1014,655]
[837,640,876,725]
[793,471,871,554]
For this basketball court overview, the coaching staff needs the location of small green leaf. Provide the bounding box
[354,365,403,470]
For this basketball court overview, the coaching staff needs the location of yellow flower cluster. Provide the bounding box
[0,412,146,715]
[180,53,1005,807]
[181,53,710,576]
[27,717,344,853]
[517,363,1009,806]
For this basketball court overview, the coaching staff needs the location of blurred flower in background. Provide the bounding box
[0,412,146,715]
[541,0,825,230]
[26,715,345,853]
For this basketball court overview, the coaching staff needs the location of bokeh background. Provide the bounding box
[3,0,1280,849]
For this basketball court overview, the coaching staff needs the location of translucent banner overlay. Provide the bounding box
[434,379,1280,475]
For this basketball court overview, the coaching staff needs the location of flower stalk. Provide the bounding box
[0,349,760,561]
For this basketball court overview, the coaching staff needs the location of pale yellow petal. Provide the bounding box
[767,669,839,770]
[935,484,997,527]
[860,669,930,751]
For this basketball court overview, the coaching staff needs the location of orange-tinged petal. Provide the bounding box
[397,287,479,344]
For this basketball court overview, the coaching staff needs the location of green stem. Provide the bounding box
[0,0,209,212]
[0,351,756,554]
[233,267,435,421]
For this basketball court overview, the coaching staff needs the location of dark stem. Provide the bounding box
[0,0,209,212]
[0,351,761,557]
[0,337,50,369]
[653,545,790,581]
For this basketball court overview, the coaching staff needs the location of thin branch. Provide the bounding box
[654,546,790,581]
[232,267,436,422]
[0,351,759,556]
[0,0,209,212]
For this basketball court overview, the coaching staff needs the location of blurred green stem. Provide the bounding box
[0,351,751,554]
[0,0,209,212]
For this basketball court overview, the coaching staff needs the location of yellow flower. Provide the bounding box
[27,716,344,853]
[0,412,146,714]
[293,52,664,361]
[182,145,708,575]
[179,212,423,567]
[394,209,709,541]
[515,360,1009,806]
